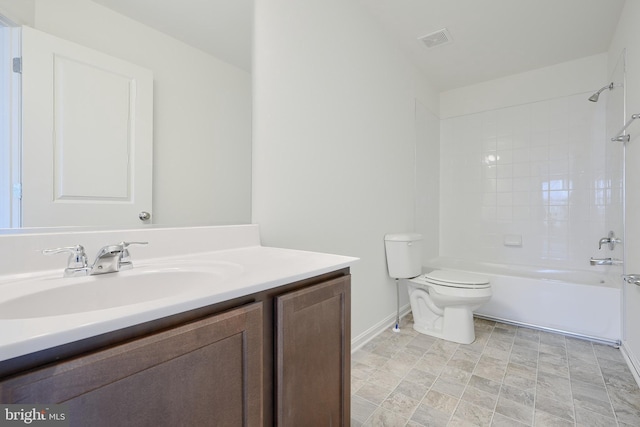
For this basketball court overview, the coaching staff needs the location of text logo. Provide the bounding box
[0,405,69,427]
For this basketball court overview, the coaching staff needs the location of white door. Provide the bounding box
[0,25,21,228]
[21,26,153,227]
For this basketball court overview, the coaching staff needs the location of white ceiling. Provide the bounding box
[358,0,626,91]
[92,0,626,91]
[92,0,253,72]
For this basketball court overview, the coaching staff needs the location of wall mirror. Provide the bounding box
[0,0,253,231]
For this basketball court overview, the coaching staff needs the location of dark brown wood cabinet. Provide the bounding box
[0,270,351,427]
[276,276,350,426]
[0,302,264,427]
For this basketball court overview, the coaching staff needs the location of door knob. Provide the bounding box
[138,211,151,221]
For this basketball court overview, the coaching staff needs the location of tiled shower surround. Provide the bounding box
[439,94,618,271]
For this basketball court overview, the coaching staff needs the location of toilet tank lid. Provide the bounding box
[385,233,423,242]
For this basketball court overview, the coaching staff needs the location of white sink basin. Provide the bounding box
[0,261,244,319]
[0,244,357,363]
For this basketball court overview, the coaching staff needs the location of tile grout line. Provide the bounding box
[594,344,622,427]
[484,322,504,427]
[566,339,578,427]
[361,330,416,425]
[530,328,540,427]
[414,336,461,426]
[494,326,527,427]
[562,334,578,427]
[393,331,431,426]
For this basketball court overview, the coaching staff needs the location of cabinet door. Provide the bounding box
[275,276,351,426]
[0,302,263,427]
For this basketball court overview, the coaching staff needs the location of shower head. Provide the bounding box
[588,82,614,102]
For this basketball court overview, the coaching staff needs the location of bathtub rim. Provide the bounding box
[425,256,622,289]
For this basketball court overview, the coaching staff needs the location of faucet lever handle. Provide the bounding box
[119,241,148,249]
[43,245,89,277]
[118,241,148,269]
[42,245,88,269]
[119,241,148,258]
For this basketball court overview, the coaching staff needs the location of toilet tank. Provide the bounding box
[384,233,422,279]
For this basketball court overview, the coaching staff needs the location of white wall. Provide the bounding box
[438,56,614,272]
[609,0,640,380]
[252,0,439,339]
[440,54,608,119]
[0,0,252,226]
[415,101,440,265]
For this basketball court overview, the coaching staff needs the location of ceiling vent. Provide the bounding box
[418,28,452,49]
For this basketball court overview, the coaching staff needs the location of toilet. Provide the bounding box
[384,233,492,344]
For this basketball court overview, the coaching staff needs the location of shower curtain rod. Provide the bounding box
[612,113,640,142]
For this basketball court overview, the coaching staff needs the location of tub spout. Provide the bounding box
[590,257,623,266]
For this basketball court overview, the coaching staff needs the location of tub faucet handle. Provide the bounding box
[598,231,621,250]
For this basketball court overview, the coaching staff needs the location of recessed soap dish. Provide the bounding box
[504,234,522,247]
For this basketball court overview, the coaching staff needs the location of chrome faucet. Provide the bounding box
[598,231,622,250]
[90,242,148,275]
[91,244,125,275]
[44,241,148,277]
[589,257,623,266]
[42,245,89,277]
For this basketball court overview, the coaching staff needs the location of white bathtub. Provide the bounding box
[425,257,622,344]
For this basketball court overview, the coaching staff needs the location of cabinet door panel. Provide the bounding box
[21,26,153,227]
[66,334,246,426]
[275,276,350,426]
[0,302,263,427]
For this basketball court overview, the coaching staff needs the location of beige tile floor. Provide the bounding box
[351,315,640,426]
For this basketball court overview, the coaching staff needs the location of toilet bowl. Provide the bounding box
[384,233,492,344]
[408,270,491,344]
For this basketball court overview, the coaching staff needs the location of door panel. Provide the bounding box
[21,26,153,227]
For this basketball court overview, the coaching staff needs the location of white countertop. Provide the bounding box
[0,245,357,362]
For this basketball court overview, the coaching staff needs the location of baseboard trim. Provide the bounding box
[351,304,411,353]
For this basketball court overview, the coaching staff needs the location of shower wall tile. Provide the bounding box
[440,93,609,270]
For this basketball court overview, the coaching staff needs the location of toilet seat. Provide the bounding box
[421,270,490,289]
[406,269,492,344]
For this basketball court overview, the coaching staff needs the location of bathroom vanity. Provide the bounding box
[0,225,356,426]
